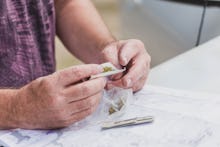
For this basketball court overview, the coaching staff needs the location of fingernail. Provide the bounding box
[125,79,132,87]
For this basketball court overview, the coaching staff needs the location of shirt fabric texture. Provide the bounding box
[0,0,56,88]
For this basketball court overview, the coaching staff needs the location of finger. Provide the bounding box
[107,72,147,91]
[70,94,100,120]
[106,78,124,90]
[101,43,119,68]
[56,64,103,86]
[122,55,149,87]
[108,55,149,89]
[110,72,124,81]
[63,77,106,102]
[118,41,144,66]
[67,92,102,114]
[60,95,101,127]
[132,76,148,92]
[70,108,92,123]
[53,108,92,128]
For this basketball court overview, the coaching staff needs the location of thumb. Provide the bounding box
[56,64,103,86]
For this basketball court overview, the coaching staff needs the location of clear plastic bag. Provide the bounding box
[89,87,133,122]
[100,87,133,120]
[70,87,134,129]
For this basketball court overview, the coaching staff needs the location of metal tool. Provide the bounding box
[101,116,154,130]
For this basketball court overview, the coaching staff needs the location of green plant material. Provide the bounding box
[109,98,124,115]
[117,99,124,110]
[109,107,116,115]
[103,66,114,72]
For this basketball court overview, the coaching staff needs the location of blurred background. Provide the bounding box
[55,0,120,70]
[56,0,220,70]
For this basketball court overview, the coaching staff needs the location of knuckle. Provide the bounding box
[34,77,59,103]
[56,71,65,83]
[39,77,53,91]
[34,76,44,85]
[143,69,148,77]
[58,68,75,83]
[50,96,63,107]
[72,67,84,79]
[146,54,151,63]
[134,39,143,44]
[142,54,151,69]
[130,39,145,48]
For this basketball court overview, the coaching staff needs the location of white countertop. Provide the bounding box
[148,36,220,94]
[1,85,220,147]
[1,37,220,147]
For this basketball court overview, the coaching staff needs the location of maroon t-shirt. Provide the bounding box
[0,0,56,88]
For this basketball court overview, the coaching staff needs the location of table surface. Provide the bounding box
[1,37,220,147]
[1,85,220,147]
[148,36,220,94]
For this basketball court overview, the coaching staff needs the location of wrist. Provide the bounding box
[99,37,116,50]
[96,38,117,64]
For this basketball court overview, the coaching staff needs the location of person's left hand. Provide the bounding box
[100,39,151,92]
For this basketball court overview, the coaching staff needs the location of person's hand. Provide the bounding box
[11,64,106,129]
[100,39,151,92]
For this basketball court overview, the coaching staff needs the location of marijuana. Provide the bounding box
[109,107,116,115]
[109,98,124,115]
[103,66,114,72]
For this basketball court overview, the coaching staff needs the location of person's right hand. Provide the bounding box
[11,64,106,129]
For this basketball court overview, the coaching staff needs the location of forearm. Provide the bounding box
[0,89,19,129]
[55,0,115,63]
